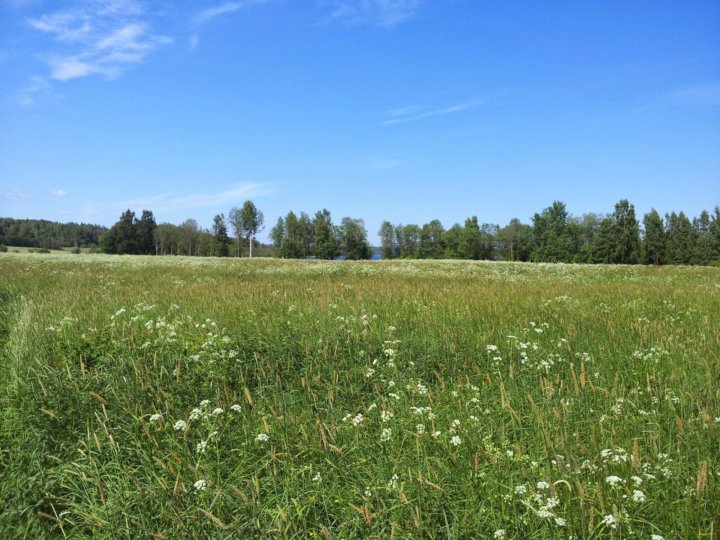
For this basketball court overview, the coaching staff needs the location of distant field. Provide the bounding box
[1,254,718,538]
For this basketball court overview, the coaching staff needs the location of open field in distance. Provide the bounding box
[1,254,718,538]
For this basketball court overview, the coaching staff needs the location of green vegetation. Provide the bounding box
[0,218,106,250]
[1,254,718,538]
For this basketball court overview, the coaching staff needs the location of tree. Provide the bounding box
[340,217,372,260]
[610,199,641,264]
[642,209,665,265]
[179,219,199,256]
[497,218,532,261]
[378,221,396,259]
[228,207,244,257]
[531,201,574,262]
[315,210,340,260]
[665,212,695,264]
[396,224,420,258]
[458,217,482,259]
[298,212,315,257]
[136,210,157,255]
[240,200,264,258]
[101,210,137,254]
[279,211,303,258]
[270,217,285,249]
[212,214,230,257]
[419,220,445,259]
[443,223,463,259]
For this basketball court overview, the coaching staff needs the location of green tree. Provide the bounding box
[497,218,532,261]
[611,199,641,264]
[458,217,481,259]
[315,210,340,260]
[228,207,244,257]
[212,214,230,257]
[642,209,665,265]
[279,211,303,258]
[396,224,420,258]
[240,200,264,258]
[443,223,464,259]
[419,220,445,259]
[270,217,285,250]
[531,201,574,262]
[136,210,157,255]
[340,217,372,260]
[378,220,396,259]
[298,212,315,257]
[665,212,695,264]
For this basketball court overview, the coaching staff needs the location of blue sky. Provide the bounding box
[1,0,718,242]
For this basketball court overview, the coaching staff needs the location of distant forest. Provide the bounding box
[2,199,719,265]
[0,218,106,249]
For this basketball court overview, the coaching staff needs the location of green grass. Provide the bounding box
[1,254,718,538]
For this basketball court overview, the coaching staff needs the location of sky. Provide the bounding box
[1,0,719,243]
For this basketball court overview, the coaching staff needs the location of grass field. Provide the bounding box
[1,253,718,539]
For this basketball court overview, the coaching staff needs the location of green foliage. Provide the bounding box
[315,210,340,260]
[378,220,396,260]
[212,214,230,257]
[0,217,105,249]
[531,201,575,262]
[0,244,7,252]
[642,209,666,265]
[240,200,265,258]
[340,217,372,260]
[665,212,695,265]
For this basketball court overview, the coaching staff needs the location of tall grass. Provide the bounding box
[1,254,718,538]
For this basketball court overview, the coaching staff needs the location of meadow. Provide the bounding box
[0,253,718,539]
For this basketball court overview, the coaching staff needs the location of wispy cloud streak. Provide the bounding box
[662,84,720,107]
[327,0,420,27]
[195,0,267,24]
[382,100,483,125]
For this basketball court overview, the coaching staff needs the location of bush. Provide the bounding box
[0,244,7,252]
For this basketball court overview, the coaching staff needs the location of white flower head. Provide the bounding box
[450,435,462,447]
[493,530,505,539]
[380,428,392,441]
[149,413,162,423]
[605,475,623,486]
[211,407,224,415]
[196,440,207,454]
[256,433,269,442]
[199,400,211,408]
[173,420,187,431]
[536,481,550,490]
[601,514,618,529]
[632,489,646,503]
[230,404,242,413]
[194,479,207,491]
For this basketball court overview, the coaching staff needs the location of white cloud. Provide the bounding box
[195,0,267,24]
[327,0,420,27]
[51,189,68,196]
[664,84,720,107]
[25,1,171,86]
[382,100,483,125]
[81,183,278,221]
[1,189,33,200]
[16,75,50,105]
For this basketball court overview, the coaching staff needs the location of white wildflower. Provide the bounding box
[432,430,442,438]
[536,481,550,490]
[189,408,203,420]
[493,530,505,539]
[194,479,207,491]
[381,410,394,422]
[601,514,618,529]
[196,440,207,454]
[380,428,392,441]
[605,475,623,486]
[149,414,162,423]
[632,489,646,503]
[211,407,224,415]
[256,433,269,442]
[388,474,399,489]
[199,400,210,408]
[651,535,664,540]
[352,413,364,426]
[554,517,566,526]
[173,420,187,431]
[416,424,425,434]
[230,404,242,413]
[514,484,527,495]
[450,435,462,447]
[312,472,322,483]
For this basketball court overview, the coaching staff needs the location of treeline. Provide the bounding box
[376,200,720,265]
[270,210,372,260]
[99,201,268,257]
[0,217,106,249]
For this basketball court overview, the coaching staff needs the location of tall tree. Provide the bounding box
[228,207,244,257]
[298,212,315,257]
[136,210,157,255]
[642,209,665,265]
[340,217,372,260]
[179,219,199,256]
[212,214,230,257]
[240,200,264,258]
[531,201,574,262]
[611,199,641,264]
[280,211,303,258]
[419,220,445,259]
[270,217,285,249]
[315,209,340,260]
[665,212,695,264]
[497,218,532,261]
[396,224,421,258]
[378,220,396,259]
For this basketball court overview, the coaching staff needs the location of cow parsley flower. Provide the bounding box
[536,481,550,490]
[601,514,618,529]
[493,530,505,538]
[189,408,203,420]
[256,433,269,442]
[196,440,207,454]
[380,428,392,441]
[450,435,462,446]
[149,414,162,423]
[312,472,322,483]
[173,420,187,431]
[212,407,224,415]
[632,489,646,503]
[605,475,623,486]
[388,474,399,489]
[554,517,566,527]
[194,479,207,491]
[651,535,664,540]
[230,404,242,413]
